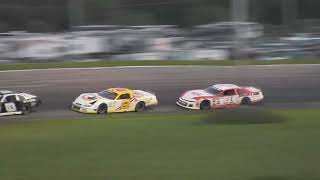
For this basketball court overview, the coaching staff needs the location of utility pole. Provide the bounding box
[231,0,249,22]
[230,0,249,59]
[282,0,297,26]
[68,0,85,29]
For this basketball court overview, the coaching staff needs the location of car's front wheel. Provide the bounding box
[97,104,108,114]
[135,102,145,112]
[200,100,211,110]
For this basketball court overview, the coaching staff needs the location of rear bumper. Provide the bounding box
[145,98,159,107]
[28,98,42,107]
[35,99,42,107]
[251,99,264,105]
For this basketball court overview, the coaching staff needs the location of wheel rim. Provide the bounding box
[22,106,30,114]
[241,98,250,105]
[201,101,210,110]
[98,105,106,114]
[136,102,145,112]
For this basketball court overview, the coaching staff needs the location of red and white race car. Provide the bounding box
[176,84,264,110]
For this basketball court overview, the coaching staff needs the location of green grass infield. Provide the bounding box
[0,108,319,180]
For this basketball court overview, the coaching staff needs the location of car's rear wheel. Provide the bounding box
[97,104,107,114]
[200,100,211,110]
[21,105,31,115]
[135,102,145,112]
[241,97,251,105]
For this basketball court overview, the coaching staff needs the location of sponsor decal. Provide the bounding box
[130,98,137,103]
[5,103,17,112]
[193,96,216,101]
[81,95,101,102]
[134,92,143,98]
[81,94,97,101]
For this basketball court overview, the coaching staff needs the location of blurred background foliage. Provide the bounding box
[0,0,319,32]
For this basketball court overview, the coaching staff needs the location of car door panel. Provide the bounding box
[2,95,20,113]
[218,89,241,106]
[218,96,231,105]
[0,103,3,112]
[230,95,241,104]
[4,102,17,112]
[116,93,132,111]
[108,100,122,112]
[121,99,131,110]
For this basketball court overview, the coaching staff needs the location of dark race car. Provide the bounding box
[0,90,41,116]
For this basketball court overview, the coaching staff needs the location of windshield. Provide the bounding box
[97,91,117,100]
[204,87,222,95]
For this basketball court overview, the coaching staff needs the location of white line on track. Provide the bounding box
[0,64,320,73]
[0,84,49,88]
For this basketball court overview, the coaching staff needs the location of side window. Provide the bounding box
[118,94,131,100]
[223,90,236,96]
[5,95,17,102]
[18,95,26,101]
[237,89,247,96]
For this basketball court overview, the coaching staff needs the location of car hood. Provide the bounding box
[75,93,101,105]
[181,90,214,100]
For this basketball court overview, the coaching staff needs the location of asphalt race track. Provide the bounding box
[1,65,320,121]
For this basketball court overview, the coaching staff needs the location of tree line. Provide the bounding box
[0,0,319,32]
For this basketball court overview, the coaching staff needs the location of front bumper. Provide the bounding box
[176,98,199,110]
[71,102,97,114]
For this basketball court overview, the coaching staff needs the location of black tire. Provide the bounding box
[97,104,107,114]
[241,97,251,105]
[21,105,31,115]
[135,102,145,112]
[200,100,211,110]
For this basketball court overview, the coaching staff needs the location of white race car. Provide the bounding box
[177,84,264,110]
[0,90,41,116]
[71,88,158,114]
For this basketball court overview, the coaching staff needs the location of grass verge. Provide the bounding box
[1,59,320,71]
[0,109,319,180]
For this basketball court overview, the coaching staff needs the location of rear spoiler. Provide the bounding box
[243,86,262,92]
[144,89,156,95]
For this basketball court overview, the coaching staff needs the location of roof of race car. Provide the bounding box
[212,84,240,90]
[107,88,133,94]
[0,90,14,95]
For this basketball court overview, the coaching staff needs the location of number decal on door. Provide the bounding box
[121,100,130,109]
[222,96,234,105]
[5,103,17,112]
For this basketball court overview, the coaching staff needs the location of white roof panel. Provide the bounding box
[0,90,13,95]
[212,84,240,90]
